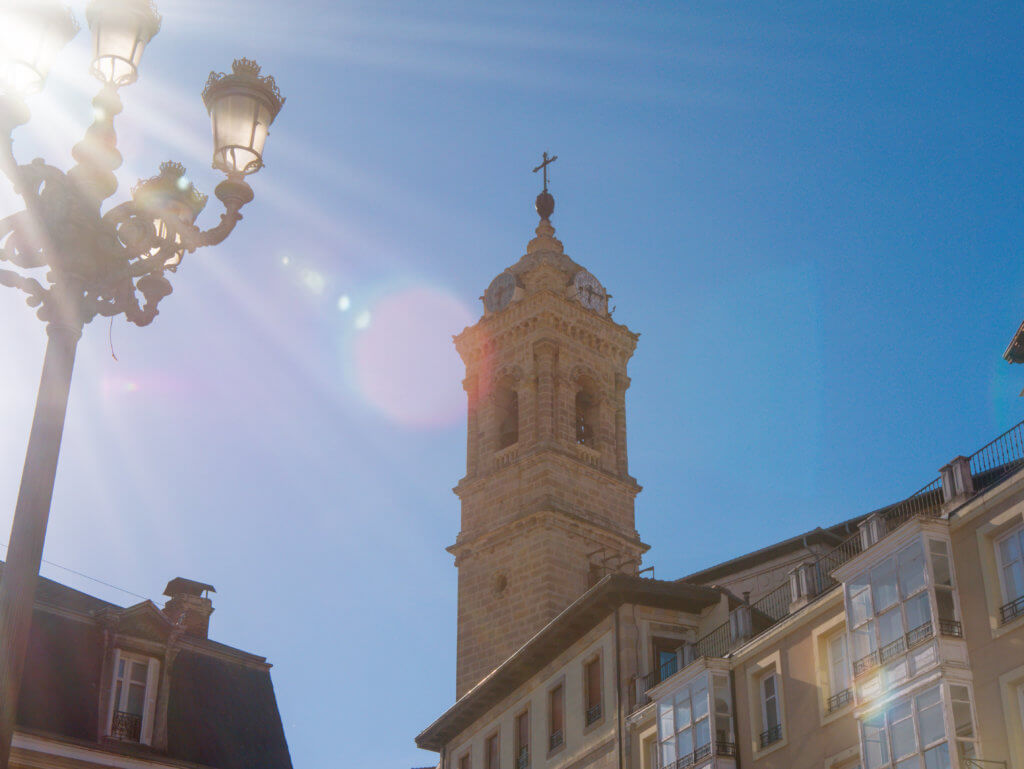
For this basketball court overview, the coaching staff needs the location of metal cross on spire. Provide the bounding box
[532,151,558,191]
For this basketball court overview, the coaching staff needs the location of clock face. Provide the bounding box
[484,272,516,313]
[574,270,606,313]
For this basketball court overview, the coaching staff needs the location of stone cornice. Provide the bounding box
[448,507,649,563]
[454,290,638,370]
[454,442,641,493]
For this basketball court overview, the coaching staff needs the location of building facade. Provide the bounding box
[5,569,292,769]
[416,189,1024,769]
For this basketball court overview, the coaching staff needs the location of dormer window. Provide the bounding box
[108,650,160,745]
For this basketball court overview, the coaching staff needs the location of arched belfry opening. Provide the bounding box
[495,385,519,449]
[575,385,599,447]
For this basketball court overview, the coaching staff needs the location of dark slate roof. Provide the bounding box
[2,562,292,769]
[416,574,726,751]
[678,517,863,586]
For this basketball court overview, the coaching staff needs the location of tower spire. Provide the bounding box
[532,151,557,221]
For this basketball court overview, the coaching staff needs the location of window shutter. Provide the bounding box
[141,658,161,745]
[106,648,122,736]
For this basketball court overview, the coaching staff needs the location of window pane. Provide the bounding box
[130,661,147,684]
[999,533,1021,566]
[896,757,921,769]
[763,675,775,698]
[952,701,974,738]
[551,685,564,733]
[916,686,941,709]
[126,682,145,715]
[891,700,912,721]
[676,727,692,757]
[675,691,691,727]
[661,740,676,766]
[863,716,889,769]
[692,684,709,721]
[715,716,733,744]
[586,660,601,709]
[713,676,731,716]
[693,718,711,749]
[872,559,899,612]
[852,623,877,659]
[879,609,904,646]
[1004,562,1024,600]
[935,588,956,623]
[923,743,951,769]
[905,592,932,630]
[891,717,917,758]
[930,548,952,589]
[764,698,779,730]
[899,543,927,596]
[851,585,874,626]
[917,706,945,746]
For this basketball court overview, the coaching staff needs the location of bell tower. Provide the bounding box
[450,172,646,696]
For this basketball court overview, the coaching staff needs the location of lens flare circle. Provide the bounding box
[352,286,473,428]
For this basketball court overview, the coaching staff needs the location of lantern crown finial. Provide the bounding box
[132,160,208,220]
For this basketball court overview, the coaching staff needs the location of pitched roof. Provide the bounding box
[416,574,726,751]
[2,562,292,769]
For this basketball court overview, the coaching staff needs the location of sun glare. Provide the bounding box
[351,286,472,428]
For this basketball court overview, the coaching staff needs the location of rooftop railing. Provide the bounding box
[632,418,1024,711]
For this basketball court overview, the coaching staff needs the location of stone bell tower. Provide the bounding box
[450,172,647,696]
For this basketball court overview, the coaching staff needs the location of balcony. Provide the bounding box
[852,619,963,679]
[826,688,852,713]
[758,724,782,749]
[548,730,563,751]
[517,746,529,769]
[666,740,737,769]
[1000,595,1024,625]
[585,703,602,726]
[110,710,142,742]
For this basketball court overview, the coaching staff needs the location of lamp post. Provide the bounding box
[0,2,284,766]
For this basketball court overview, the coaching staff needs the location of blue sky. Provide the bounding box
[1,2,1023,767]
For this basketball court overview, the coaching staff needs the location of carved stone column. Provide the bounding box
[533,340,558,444]
[464,375,480,477]
[615,373,630,477]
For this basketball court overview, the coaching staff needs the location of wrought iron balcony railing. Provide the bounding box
[516,746,529,769]
[758,724,783,749]
[548,729,563,751]
[1000,595,1024,625]
[666,740,737,769]
[110,710,142,742]
[585,703,602,726]
[938,618,963,637]
[826,688,852,713]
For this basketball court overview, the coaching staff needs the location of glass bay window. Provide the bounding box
[657,672,734,768]
[845,536,962,679]
[860,682,979,769]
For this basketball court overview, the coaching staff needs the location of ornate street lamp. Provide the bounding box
[0,2,284,766]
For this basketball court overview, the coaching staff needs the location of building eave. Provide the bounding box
[415,575,725,752]
[1004,319,1024,363]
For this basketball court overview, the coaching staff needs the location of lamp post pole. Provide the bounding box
[0,3,284,767]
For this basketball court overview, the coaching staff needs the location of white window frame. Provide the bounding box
[760,673,780,732]
[827,632,851,699]
[995,523,1024,605]
[106,649,160,745]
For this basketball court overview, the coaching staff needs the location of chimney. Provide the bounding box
[163,577,216,638]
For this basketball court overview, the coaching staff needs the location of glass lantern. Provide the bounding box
[131,161,207,270]
[85,0,161,87]
[202,59,285,177]
[0,2,78,96]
